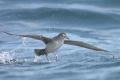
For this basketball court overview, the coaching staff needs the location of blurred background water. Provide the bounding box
[0,0,120,80]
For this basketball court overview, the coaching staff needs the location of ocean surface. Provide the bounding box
[0,0,120,80]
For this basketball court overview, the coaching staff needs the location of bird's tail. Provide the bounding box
[34,49,47,56]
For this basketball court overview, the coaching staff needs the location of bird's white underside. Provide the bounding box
[46,38,64,53]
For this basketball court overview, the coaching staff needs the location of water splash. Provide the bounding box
[0,51,16,64]
[0,37,29,64]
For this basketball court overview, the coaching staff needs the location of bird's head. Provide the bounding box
[58,32,69,40]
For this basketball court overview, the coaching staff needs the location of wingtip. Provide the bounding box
[2,31,13,35]
[2,31,20,37]
[97,49,109,52]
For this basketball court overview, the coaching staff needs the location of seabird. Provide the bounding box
[3,32,108,62]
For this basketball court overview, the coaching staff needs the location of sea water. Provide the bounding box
[0,0,120,80]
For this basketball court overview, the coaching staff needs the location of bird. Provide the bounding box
[2,31,108,63]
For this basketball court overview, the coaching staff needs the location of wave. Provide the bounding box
[1,3,120,15]
[0,4,120,26]
[16,3,120,14]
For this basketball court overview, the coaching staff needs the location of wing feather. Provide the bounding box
[2,31,51,44]
[64,40,108,52]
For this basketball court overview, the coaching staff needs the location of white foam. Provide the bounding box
[0,37,30,64]
[0,51,15,64]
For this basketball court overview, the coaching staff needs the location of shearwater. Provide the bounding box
[3,32,108,63]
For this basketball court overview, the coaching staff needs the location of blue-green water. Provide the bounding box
[0,0,120,80]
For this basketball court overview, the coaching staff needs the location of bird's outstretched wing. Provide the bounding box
[2,31,51,44]
[64,40,108,52]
